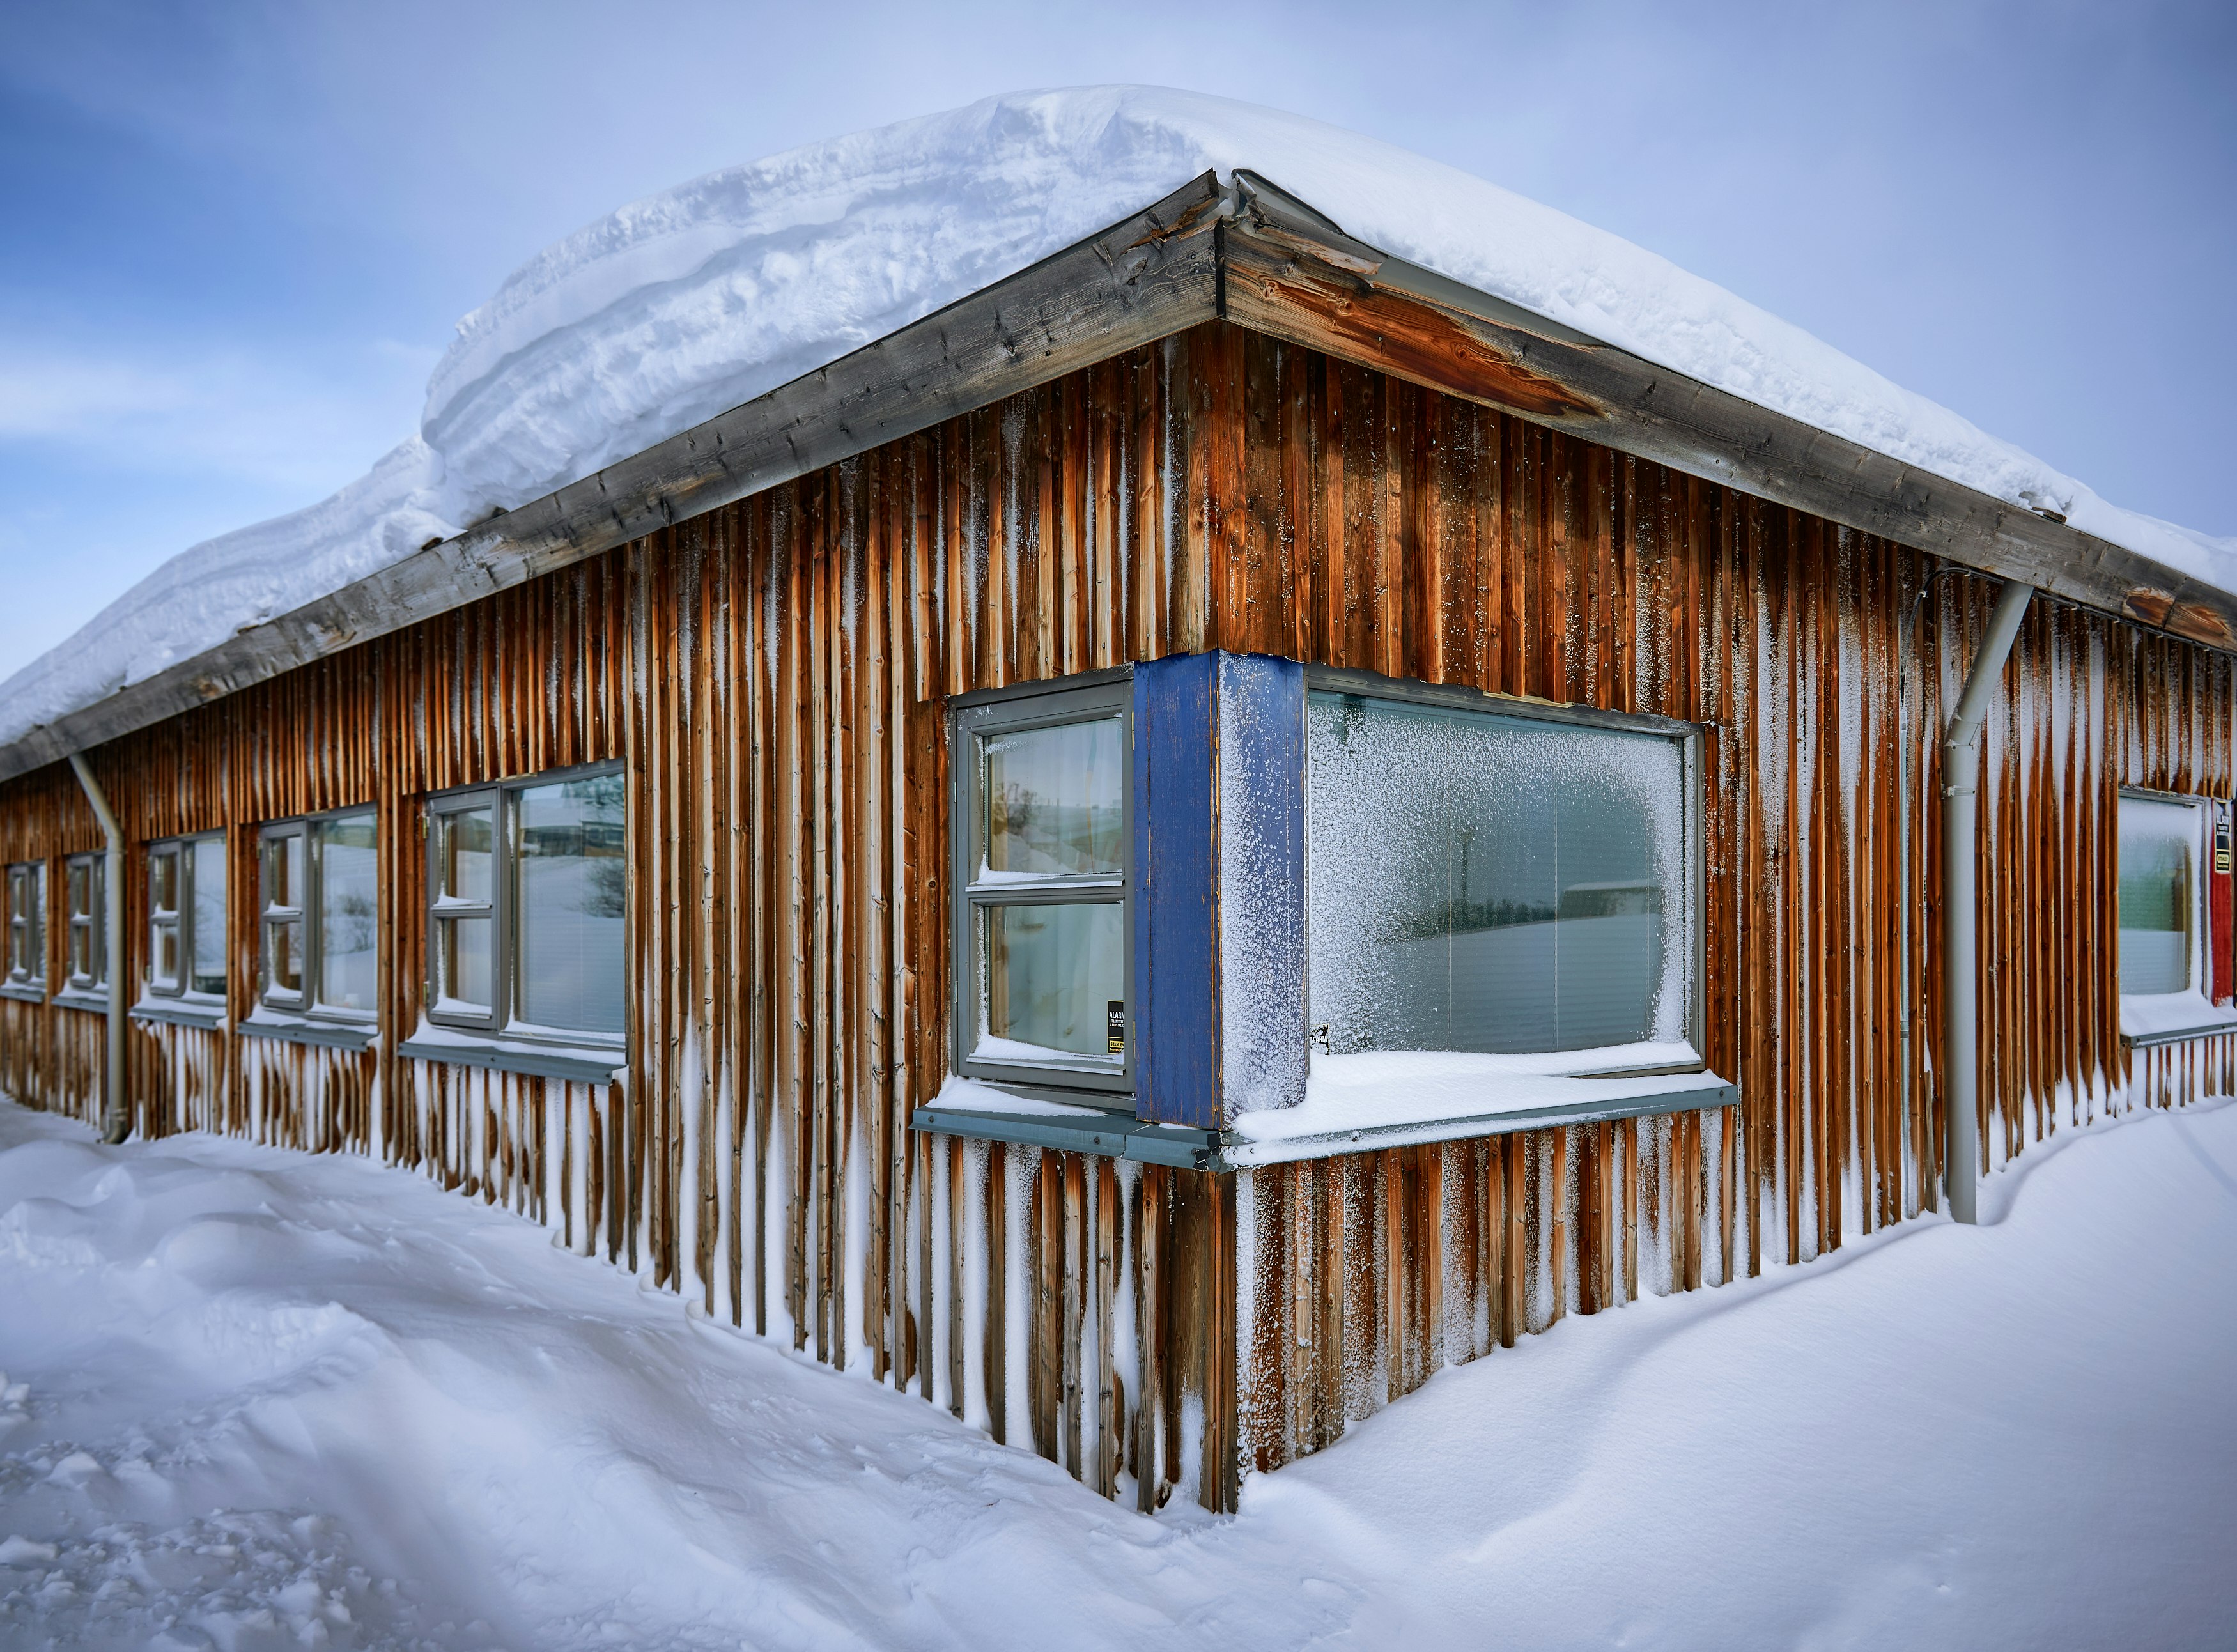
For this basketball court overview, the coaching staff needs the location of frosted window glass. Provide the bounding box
[516,775,625,1035]
[982,718,1124,876]
[317,814,378,1013]
[986,902,1123,1057]
[1307,693,1689,1056]
[190,838,226,996]
[2119,796,2195,996]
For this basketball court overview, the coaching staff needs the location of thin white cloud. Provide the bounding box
[0,338,434,495]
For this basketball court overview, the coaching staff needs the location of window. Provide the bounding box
[2118,792,2201,998]
[1306,683,1699,1067]
[259,810,378,1019]
[950,677,1131,1094]
[63,853,105,993]
[425,766,625,1045]
[150,834,227,1000]
[5,861,45,995]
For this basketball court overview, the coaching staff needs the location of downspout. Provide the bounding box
[1940,578,2032,1224]
[65,752,130,1145]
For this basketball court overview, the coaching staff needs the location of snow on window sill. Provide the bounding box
[2118,989,2237,1049]
[0,981,46,1005]
[53,985,114,1015]
[397,1019,624,1085]
[916,1051,1737,1170]
[1225,1044,1733,1165]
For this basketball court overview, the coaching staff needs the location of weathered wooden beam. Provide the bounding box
[0,172,1226,784]
[1219,171,2237,652]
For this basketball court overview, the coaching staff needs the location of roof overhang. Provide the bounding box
[4,168,2227,783]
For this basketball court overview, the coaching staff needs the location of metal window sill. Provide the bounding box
[915,1074,1737,1171]
[0,982,46,1005]
[238,1013,377,1053]
[53,987,114,1015]
[2121,1020,2237,1050]
[396,1033,624,1086]
[913,1102,1224,1170]
[130,996,228,1031]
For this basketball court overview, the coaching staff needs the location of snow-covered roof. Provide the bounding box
[3,85,2231,757]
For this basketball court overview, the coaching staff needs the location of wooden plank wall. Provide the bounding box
[0,321,2229,1513]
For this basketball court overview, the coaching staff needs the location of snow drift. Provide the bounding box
[3,1093,2236,1647]
[4,85,2231,750]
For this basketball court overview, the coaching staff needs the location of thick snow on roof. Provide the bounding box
[4,85,2230,750]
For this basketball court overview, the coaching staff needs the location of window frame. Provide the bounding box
[422,760,627,1051]
[1301,665,1708,1073]
[4,860,47,1000]
[948,670,1135,1100]
[147,831,227,1003]
[2116,785,2208,1003]
[258,807,378,1025]
[61,850,105,997]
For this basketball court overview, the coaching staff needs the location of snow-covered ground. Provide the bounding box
[2,1095,2233,1651]
[5,86,2233,754]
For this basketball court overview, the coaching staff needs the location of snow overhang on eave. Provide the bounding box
[4,167,2229,784]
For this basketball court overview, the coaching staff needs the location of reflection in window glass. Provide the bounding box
[982,718,1124,876]
[271,833,303,910]
[984,902,1124,1058]
[317,814,378,1013]
[190,838,226,996]
[270,920,303,994]
[150,847,182,992]
[2119,795,2195,996]
[1308,693,1689,1056]
[66,860,97,985]
[441,916,493,1010]
[9,863,45,984]
[440,808,493,902]
[516,775,625,1035]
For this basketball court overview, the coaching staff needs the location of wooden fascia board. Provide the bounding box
[1218,171,2237,652]
[0,171,1227,785]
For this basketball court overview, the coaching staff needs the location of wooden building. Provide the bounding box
[3,170,2233,1515]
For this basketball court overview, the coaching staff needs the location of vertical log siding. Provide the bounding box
[0,323,2225,1511]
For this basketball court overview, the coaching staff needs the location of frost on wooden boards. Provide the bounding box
[3,325,2236,1513]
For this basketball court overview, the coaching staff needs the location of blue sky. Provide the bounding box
[1,0,2230,683]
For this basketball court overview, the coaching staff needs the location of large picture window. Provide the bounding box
[2118,792,2202,999]
[149,834,227,1000]
[950,676,1131,1094]
[1306,683,1700,1069]
[62,852,105,996]
[425,766,625,1046]
[259,810,378,1019]
[4,861,45,997]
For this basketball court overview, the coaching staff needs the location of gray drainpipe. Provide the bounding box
[65,752,130,1145]
[1940,578,2032,1224]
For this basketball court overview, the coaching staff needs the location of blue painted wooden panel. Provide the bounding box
[1134,654,1219,1127]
